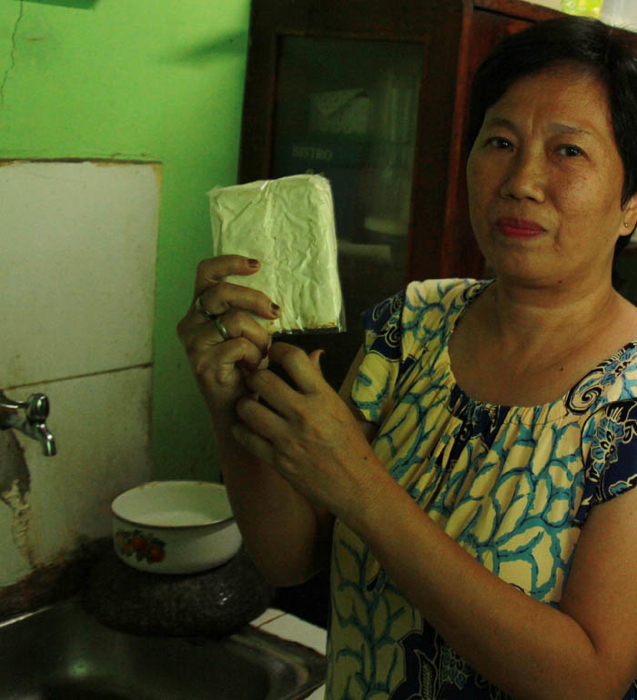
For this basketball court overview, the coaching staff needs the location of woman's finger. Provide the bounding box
[235,395,288,441]
[244,368,304,418]
[268,342,326,394]
[179,296,272,367]
[196,281,280,321]
[308,349,324,372]
[230,311,272,358]
[186,332,264,383]
[194,255,261,296]
[195,313,270,359]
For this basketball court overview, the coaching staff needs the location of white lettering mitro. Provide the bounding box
[207,174,344,334]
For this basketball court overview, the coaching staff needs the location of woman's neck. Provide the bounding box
[486,277,624,357]
[449,277,637,406]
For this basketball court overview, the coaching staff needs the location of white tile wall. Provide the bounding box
[0,161,159,588]
[0,161,160,387]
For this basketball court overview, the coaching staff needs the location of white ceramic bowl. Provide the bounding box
[111,480,242,574]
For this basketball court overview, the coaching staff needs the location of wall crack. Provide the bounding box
[1,431,33,567]
[1,0,26,110]
[1,480,32,566]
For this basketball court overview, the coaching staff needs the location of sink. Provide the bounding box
[0,598,326,700]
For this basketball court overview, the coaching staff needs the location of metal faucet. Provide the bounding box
[0,390,57,456]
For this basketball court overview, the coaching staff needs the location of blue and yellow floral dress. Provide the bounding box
[325,278,637,700]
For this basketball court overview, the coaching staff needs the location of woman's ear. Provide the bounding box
[621,192,637,236]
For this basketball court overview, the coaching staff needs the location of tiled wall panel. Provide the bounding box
[0,161,160,388]
[0,161,159,593]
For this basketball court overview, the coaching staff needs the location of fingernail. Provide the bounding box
[248,258,260,268]
[270,303,280,315]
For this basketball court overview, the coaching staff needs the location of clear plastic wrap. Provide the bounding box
[208,174,345,334]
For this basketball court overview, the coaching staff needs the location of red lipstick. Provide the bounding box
[496,217,546,238]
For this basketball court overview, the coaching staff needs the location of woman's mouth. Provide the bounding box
[496,217,546,238]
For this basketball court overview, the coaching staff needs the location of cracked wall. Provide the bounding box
[0,432,31,585]
[0,1,24,108]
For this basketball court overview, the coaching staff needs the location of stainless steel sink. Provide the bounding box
[0,598,326,700]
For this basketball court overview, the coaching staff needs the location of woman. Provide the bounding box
[178,17,637,700]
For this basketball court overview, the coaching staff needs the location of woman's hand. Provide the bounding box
[231,342,385,519]
[176,255,280,417]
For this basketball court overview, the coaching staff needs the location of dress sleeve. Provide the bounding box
[574,399,637,526]
[350,289,406,426]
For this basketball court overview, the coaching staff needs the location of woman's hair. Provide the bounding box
[467,17,637,272]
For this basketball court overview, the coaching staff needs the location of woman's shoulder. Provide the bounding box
[562,295,637,415]
[401,278,493,341]
[567,341,637,416]
[363,278,464,323]
[353,279,483,424]
[363,278,485,343]
[358,278,489,377]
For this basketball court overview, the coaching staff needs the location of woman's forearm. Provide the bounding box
[349,472,613,700]
[214,423,332,586]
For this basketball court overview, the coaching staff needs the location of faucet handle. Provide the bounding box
[0,390,57,456]
[25,393,50,423]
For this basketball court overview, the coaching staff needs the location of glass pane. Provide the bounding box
[271,37,423,386]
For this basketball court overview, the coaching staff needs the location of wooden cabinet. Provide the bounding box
[238,0,563,387]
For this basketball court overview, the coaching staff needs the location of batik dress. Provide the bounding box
[325,278,637,700]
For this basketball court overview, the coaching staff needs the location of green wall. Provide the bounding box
[0,0,252,480]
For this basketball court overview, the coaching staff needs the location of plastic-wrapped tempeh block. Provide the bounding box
[207,174,345,334]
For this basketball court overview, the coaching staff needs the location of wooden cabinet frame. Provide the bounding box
[239,0,563,284]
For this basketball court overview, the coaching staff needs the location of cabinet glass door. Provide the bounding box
[271,36,423,386]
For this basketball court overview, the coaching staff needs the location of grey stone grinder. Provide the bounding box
[83,546,275,637]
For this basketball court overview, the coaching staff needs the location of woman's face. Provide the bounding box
[466,65,636,288]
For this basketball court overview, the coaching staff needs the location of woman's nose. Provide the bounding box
[499,152,545,202]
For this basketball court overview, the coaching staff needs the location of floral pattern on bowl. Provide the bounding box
[111,481,242,573]
[115,529,166,564]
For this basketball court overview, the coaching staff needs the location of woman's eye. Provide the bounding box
[557,144,584,157]
[486,137,513,150]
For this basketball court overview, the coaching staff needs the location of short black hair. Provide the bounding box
[467,17,637,268]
